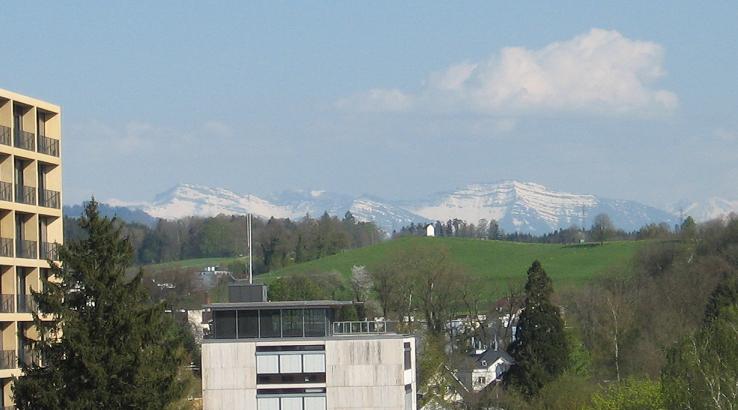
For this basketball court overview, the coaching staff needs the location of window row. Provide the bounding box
[212,308,329,339]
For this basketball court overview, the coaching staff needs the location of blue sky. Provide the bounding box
[1,1,737,208]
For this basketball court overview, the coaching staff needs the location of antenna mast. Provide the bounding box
[248,213,253,284]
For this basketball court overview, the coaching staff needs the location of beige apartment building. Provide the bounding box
[0,89,62,408]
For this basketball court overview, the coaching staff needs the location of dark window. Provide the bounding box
[404,342,412,370]
[257,388,326,395]
[304,309,326,337]
[257,345,325,352]
[257,373,326,384]
[260,309,281,338]
[282,309,304,337]
[238,310,259,338]
[214,310,236,339]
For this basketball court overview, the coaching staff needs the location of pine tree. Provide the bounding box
[505,260,569,398]
[13,200,188,409]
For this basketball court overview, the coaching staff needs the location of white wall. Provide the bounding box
[202,342,257,409]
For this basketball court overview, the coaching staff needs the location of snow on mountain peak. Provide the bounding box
[105,181,677,233]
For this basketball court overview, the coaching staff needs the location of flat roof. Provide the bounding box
[206,300,355,310]
[0,88,61,112]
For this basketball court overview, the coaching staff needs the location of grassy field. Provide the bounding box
[263,237,645,299]
[132,256,248,274]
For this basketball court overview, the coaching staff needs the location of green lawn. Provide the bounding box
[133,256,248,274]
[263,237,645,299]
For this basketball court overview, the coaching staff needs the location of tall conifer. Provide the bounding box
[13,200,187,409]
[505,260,569,398]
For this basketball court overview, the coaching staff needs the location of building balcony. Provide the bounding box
[40,241,58,261]
[0,125,10,146]
[0,237,12,257]
[0,294,14,313]
[0,181,12,202]
[39,189,60,209]
[17,240,37,259]
[0,350,17,370]
[14,129,35,151]
[17,294,36,313]
[15,185,36,205]
[37,135,59,157]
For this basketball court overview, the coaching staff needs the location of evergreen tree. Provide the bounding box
[13,200,187,409]
[505,260,569,398]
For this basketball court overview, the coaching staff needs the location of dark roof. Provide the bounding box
[473,349,514,369]
[205,300,355,310]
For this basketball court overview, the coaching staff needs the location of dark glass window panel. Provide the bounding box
[237,310,259,338]
[304,309,327,337]
[404,342,412,370]
[214,310,236,339]
[257,345,325,352]
[257,373,326,384]
[282,309,304,338]
[260,309,281,338]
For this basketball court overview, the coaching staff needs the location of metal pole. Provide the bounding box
[248,213,253,284]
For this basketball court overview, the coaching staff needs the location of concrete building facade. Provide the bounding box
[202,285,416,410]
[0,89,63,408]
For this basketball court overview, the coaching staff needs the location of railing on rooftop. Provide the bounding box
[331,320,396,335]
[39,189,60,209]
[14,129,35,151]
[37,134,59,157]
[0,181,12,202]
[0,125,10,146]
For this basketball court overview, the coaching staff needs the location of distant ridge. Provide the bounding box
[65,180,688,233]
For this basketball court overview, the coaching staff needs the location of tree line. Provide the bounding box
[396,213,694,244]
[64,210,382,273]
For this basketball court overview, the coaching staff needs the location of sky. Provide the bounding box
[1,1,737,208]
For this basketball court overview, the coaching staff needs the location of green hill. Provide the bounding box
[263,237,645,299]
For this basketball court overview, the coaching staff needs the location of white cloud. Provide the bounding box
[339,29,678,116]
[715,128,738,141]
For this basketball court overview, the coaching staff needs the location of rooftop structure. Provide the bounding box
[202,283,416,410]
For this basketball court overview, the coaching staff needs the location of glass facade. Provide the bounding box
[213,308,329,339]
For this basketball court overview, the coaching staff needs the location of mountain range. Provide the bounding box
[64,181,737,234]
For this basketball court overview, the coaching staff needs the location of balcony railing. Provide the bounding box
[0,237,12,257]
[20,347,40,367]
[0,125,10,146]
[39,189,60,209]
[15,185,36,205]
[17,294,36,313]
[0,181,11,202]
[0,350,17,370]
[40,241,58,261]
[331,320,397,335]
[17,240,37,259]
[37,134,60,157]
[14,129,35,151]
[0,294,14,313]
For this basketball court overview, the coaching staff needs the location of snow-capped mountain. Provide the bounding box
[410,181,676,233]
[670,197,738,222]
[98,181,680,234]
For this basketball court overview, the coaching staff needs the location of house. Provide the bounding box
[425,223,435,237]
[456,348,514,393]
[201,283,416,410]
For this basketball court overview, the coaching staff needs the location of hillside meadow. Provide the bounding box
[262,237,645,300]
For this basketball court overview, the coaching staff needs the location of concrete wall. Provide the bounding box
[203,336,416,410]
[325,337,415,410]
[202,342,257,409]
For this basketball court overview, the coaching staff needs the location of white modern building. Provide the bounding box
[202,283,416,410]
